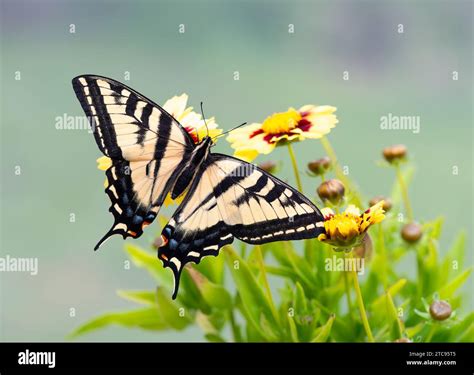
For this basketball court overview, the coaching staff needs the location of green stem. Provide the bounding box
[255,245,280,325]
[320,136,362,207]
[343,269,355,324]
[229,310,242,342]
[425,323,437,342]
[351,261,375,342]
[287,143,303,192]
[378,223,388,288]
[395,164,414,222]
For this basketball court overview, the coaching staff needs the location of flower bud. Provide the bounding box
[258,160,277,174]
[317,179,345,205]
[308,156,331,175]
[429,300,452,321]
[383,144,407,163]
[369,196,392,212]
[353,233,373,261]
[401,223,423,243]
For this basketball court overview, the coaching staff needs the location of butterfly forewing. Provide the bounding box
[72,75,194,248]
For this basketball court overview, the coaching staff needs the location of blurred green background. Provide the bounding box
[1,0,472,341]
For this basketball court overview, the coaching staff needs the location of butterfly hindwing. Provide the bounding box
[72,75,195,248]
[159,153,325,298]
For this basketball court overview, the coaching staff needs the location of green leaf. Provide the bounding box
[423,216,444,240]
[417,240,440,296]
[371,280,407,339]
[195,252,225,285]
[311,314,335,342]
[195,310,226,340]
[265,265,298,279]
[264,242,292,269]
[201,282,232,310]
[386,292,404,340]
[269,241,316,293]
[177,268,211,312]
[117,290,156,306]
[286,314,299,342]
[451,313,474,342]
[185,267,232,310]
[68,307,167,339]
[156,287,192,330]
[124,244,172,288]
[245,320,266,342]
[294,282,308,313]
[438,268,472,299]
[205,333,226,342]
[414,309,431,320]
[441,231,466,283]
[371,279,407,307]
[405,322,424,339]
[224,246,278,340]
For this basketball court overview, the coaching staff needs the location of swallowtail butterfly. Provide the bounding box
[72,75,325,298]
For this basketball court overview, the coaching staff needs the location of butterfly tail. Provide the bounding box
[94,228,116,250]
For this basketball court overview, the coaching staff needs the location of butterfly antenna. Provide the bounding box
[200,102,210,138]
[212,122,247,141]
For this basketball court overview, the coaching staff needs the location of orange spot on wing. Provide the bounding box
[161,254,169,261]
[128,230,137,237]
[161,235,168,246]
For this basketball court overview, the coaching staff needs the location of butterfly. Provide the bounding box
[72,75,325,298]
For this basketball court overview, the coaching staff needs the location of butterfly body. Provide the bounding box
[72,75,325,299]
[170,136,212,200]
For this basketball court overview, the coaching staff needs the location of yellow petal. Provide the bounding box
[299,105,339,138]
[97,156,112,171]
[345,204,360,216]
[270,133,303,143]
[234,148,259,162]
[317,233,327,241]
[162,94,188,120]
[299,105,338,116]
[321,207,335,218]
[226,123,262,146]
[360,201,386,232]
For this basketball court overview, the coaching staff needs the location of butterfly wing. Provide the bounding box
[158,153,325,298]
[72,75,195,249]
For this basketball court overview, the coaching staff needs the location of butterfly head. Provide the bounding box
[199,135,214,151]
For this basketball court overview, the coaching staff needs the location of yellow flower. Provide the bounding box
[317,201,385,249]
[163,94,222,143]
[96,94,220,205]
[227,105,338,161]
